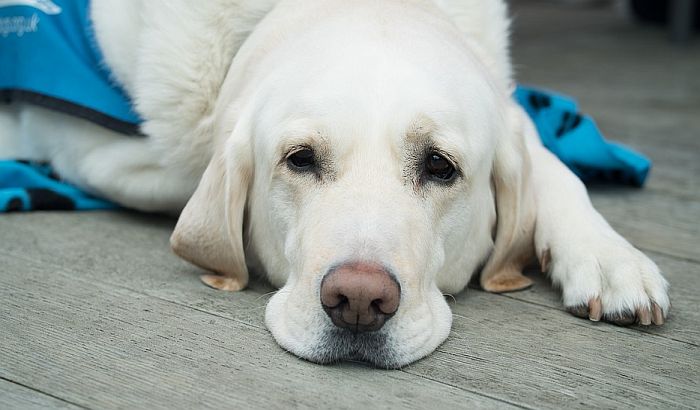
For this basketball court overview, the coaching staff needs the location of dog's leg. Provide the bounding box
[16,105,197,212]
[521,108,670,326]
[74,138,199,212]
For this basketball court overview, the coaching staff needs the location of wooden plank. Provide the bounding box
[501,250,700,346]
[511,2,700,131]
[0,212,272,330]
[0,379,83,410]
[510,2,700,201]
[589,189,700,262]
[405,288,700,410]
[0,255,512,410]
[634,143,700,201]
[2,212,698,408]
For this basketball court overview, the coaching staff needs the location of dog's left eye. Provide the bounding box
[287,148,316,171]
[425,152,456,182]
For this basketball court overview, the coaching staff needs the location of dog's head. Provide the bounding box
[171,2,533,368]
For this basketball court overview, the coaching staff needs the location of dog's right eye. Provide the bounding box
[287,148,316,171]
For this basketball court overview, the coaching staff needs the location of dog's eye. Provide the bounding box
[425,152,456,182]
[287,148,316,171]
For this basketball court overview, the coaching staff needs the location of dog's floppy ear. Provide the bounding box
[480,103,537,293]
[170,123,252,292]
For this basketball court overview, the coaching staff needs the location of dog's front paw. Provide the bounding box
[546,238,670,326]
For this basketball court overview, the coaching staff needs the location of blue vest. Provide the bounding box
[0,0,141,134]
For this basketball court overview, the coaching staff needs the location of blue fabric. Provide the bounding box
[0,160,116,211]
[515,85,651,186]
[0,0,141,133]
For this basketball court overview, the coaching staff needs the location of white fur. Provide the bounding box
[0,0,670,368]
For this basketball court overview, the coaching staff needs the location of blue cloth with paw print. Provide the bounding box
[515,85,650,186]
[0,160,116,212]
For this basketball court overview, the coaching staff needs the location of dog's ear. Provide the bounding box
[170,124,252,292]
[480,103,537,293]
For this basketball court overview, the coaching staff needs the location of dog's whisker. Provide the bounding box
[451,313,479,323]
[254,289,281,301]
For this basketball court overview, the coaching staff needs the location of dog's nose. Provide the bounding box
[320,262,400,332]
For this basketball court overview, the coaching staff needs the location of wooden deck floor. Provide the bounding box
[1,2,698,409]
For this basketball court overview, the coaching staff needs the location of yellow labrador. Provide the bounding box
[0,0,669,368]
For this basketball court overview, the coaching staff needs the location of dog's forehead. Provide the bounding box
[262,56,496,133]
[249,4,505,160]
[281,42,497,116]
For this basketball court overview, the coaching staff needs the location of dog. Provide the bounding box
[0,0,670,368]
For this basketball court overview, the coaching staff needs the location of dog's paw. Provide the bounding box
[546,237,670,326]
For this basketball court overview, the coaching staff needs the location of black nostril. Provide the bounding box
[330,294,348,310]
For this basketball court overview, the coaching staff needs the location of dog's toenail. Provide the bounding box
[652,303,665,325]
[588,297,602,322]
[637,307,652,326]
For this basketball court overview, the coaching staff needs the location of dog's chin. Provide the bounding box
[265,286,453,369]
[309,328,402,369]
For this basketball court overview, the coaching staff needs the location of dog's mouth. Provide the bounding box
[310,327,402,369]
[265,280,451,369]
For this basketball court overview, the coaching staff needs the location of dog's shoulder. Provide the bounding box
[92,0,280,172]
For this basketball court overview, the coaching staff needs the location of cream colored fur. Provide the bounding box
[0,0,669,368]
